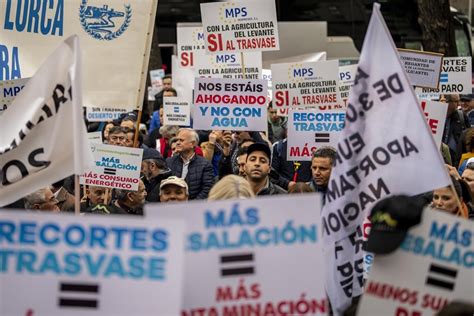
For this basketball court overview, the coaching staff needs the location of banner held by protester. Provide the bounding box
[200,0,280,53]
[0,210,185,315]
[145,194,328,315]
[193,78,268,131]
[0,35,92,207]
[80,143,144,191]
[0,0,158,110]
[320,4,451,314]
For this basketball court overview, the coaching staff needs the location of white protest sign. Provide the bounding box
[262,68,272,100]
[272,59,340,117]
[0,77,29,115]
[193,78,268,131]
[87,132,103,144]
[415,87,440,101]
[145,194,328,315]
[80,143,144,191]
[339,65,357,109]
[0,36,92,207]
[200,0,279,53]
[358,209,474,315]
[177,24,205,68]
[150,69,165,86]
[287,109,345,161]
[0,0,157,110]
[398,49,443,89]
[172,55,195,101]
[85,107,129,122]
[0,210,185,315]
[194,51,262,79]
[420,100,448,149]
[419,57,472,95]
[163,97,191,126]
[320,5,451,314]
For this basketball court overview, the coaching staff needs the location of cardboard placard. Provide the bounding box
[0,210,185,315]
[163,97,191,126]
[398,49,443,89]
[287,108,345,161]
[145,194,329,315]
[80,143,143,191]
[358,209,474,315]
[271,60,341,116]
[201,0,279,53]
[193,78,268,131]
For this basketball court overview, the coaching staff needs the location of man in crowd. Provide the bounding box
[91,179,147,215]
[245,143,286,196]
[267,103,287,143]
[442,94,470,166]
[307,147,337,194]
[107,126,128,146]
[141,148,172,202]
[272,138,312,191]
[166,128,215,199]
[24,187,60,212]
[81,186,108,212]
[159,176,189,202]
[236,147,248,177]
[461,94,474,126]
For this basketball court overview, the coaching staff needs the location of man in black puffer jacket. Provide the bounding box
[166,128,215,200]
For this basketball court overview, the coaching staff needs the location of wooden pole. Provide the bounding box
[132,110,143,148]
[74,175,80,215]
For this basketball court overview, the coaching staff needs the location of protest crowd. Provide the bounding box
[1,0,473,315]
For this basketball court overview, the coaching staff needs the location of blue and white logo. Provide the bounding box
[79,1,132,41]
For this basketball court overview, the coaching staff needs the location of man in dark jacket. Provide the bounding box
[307,146,337,194]
[271,138,312,191]
[141,148,172,202]
[443,94,470,166]
[166,128,215,199]
[245,143,287,196]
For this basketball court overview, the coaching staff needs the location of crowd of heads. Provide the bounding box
[12,73,474,221]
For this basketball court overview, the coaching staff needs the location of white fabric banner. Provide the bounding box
[0,210,185,315]
[0,0,158,110]
[0,35,93,207]
[320,4,451,314]
[145,194,328,315]
[358,209,474,315]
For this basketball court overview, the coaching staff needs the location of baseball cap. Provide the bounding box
[364,195,425,255]
[460,94,474,101]
[246,142,271,160]
[160,176,189,194]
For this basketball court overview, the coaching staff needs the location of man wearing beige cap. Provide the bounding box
[159,176,189,202]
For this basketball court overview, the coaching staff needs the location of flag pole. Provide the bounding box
[132,110,142,148]
[74,175,80,215]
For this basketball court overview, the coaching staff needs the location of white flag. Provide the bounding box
[321,4,450,314]
[0,35,92,207]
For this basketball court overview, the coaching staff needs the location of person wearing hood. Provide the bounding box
[141,148,172,202]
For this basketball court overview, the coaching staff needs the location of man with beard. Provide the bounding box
[244,143,286,196]
[141,148,172,202]
[307,146,336,194]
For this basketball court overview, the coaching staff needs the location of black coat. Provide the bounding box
[144,169,173,202]
[166,154,215,200]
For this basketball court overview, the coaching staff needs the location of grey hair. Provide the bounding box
[24,187,50,209]
[180,128,200,145]
[159,125,179,137]
[114,188,132,201]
